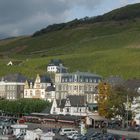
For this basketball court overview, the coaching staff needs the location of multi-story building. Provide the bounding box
[24,74,52,100]
[55,71,102,104]
[0,73,27,100]
[47,59,67,73]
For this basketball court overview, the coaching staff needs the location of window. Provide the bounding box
[30,91,32,96]
[53,107,55,112]
[66,108,69,112]
[65,78,67,82]
[60,108,63,112]
[25,91,27,96]
[58,85,61,90]
[69,78,72,82]
[74,86,77,90]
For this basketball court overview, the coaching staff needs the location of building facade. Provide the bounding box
[0,73,27,100]
[24,74,52,100]
[55,71,102,104]
[47,59,67,73]
[50,95,88,116]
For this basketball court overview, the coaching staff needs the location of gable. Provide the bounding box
[65,98,71,107]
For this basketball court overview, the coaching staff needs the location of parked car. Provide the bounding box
[59,128,78,136]
[73,134,84,140]
[67,132,79,139]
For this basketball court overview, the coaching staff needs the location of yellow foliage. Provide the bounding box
[97,82,111,118]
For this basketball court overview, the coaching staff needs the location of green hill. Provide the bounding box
[0,3,140,79]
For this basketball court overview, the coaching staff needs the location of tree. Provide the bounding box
[0,99,51,117]
[107,86,137,127]
[97,82,111,118]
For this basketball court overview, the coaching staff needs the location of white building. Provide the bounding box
[24,74,52,100]
[50,95,89,116]
[47,59,67,73]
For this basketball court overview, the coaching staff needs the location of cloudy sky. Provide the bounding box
[0,0,140,39]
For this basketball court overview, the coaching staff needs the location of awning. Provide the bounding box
[89,115,107,121]
[57,120,74,123]
[43,118,56,121]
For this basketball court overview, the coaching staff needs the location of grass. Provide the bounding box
[0,9,140,79]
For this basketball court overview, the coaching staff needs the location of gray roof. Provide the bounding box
[68,95,86,107]
[124,79,140,92]
[56,99,66,108]
[104,75,124,87]
[40,75,52,83]
[48,59,62,66]
[56,95,86,108]
[46,86,55,92]
[61,71,102,83]
[2,73,27,83]
[64,71,101,77]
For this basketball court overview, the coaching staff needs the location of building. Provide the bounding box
[0,73,27,100]
[45,85,55,102]
[50,95,88,116]
[47,59,67,73]
[55,71,102,105]
[7,61,23,66]
[24,74,52,100]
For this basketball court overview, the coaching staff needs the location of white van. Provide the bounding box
[59,128,78,136]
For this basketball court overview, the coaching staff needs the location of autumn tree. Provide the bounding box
[97,82,111,118]
[107,86,137,125]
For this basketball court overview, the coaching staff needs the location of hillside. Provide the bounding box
[0,3,140,79]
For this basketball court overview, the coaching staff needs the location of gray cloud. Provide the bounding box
[0,0,134,38]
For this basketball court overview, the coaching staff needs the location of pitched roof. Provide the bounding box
[46,86,55,92]
[104,75,124,87]
[2,73,27,83]
[56,99,66,108]
[48,59,62,66]
[56,95,86,108]
[124,78,140,92]
[40,75,52,83]
[68,95,86,107]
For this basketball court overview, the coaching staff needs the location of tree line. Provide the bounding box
[0,99,51,116]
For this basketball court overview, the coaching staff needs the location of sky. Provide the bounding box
[0,0,140,39]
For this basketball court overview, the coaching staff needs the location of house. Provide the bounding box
[55,71,102,107]
[7,61,23,66]
[7,61,13,66]
[50,95,89,116]
[0,73,27,100]
[24,74,52,100]
[47,59,67,73]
